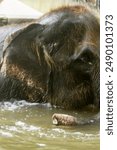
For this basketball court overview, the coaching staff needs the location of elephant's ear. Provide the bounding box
[3,23,43,51]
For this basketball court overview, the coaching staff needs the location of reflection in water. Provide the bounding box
[0,100,99,150]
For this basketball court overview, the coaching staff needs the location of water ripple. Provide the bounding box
[0,100,51,111]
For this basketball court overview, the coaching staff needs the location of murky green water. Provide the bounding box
[0,100,99,150]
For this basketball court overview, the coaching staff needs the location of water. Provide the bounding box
[0,100,99,150]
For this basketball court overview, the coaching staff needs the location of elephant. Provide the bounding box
[0,5,100,113]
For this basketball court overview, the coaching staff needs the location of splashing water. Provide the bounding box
[0,100,99,150]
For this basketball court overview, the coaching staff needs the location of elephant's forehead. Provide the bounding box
[39,13,63,25]
[39,9,87,26]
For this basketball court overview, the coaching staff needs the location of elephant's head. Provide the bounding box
[0,5,100,110]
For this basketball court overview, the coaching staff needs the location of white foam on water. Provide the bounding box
[0,125,24,135]
[37,143,46,147]
[15,121,26,126]
[52,128,66,133]
[6,126,18,132]
[49,128,99,140]
[0,100,52,111]
[71,132,99,140]
[0,100,37,111]
[0,122,42,138]
[15,121,41,132]
[0,130,13,138]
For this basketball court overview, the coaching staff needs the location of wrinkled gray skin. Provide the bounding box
[0,5,100,123]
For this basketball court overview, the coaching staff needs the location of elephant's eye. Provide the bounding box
[68,48,94,71]
[79,48,94,65]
